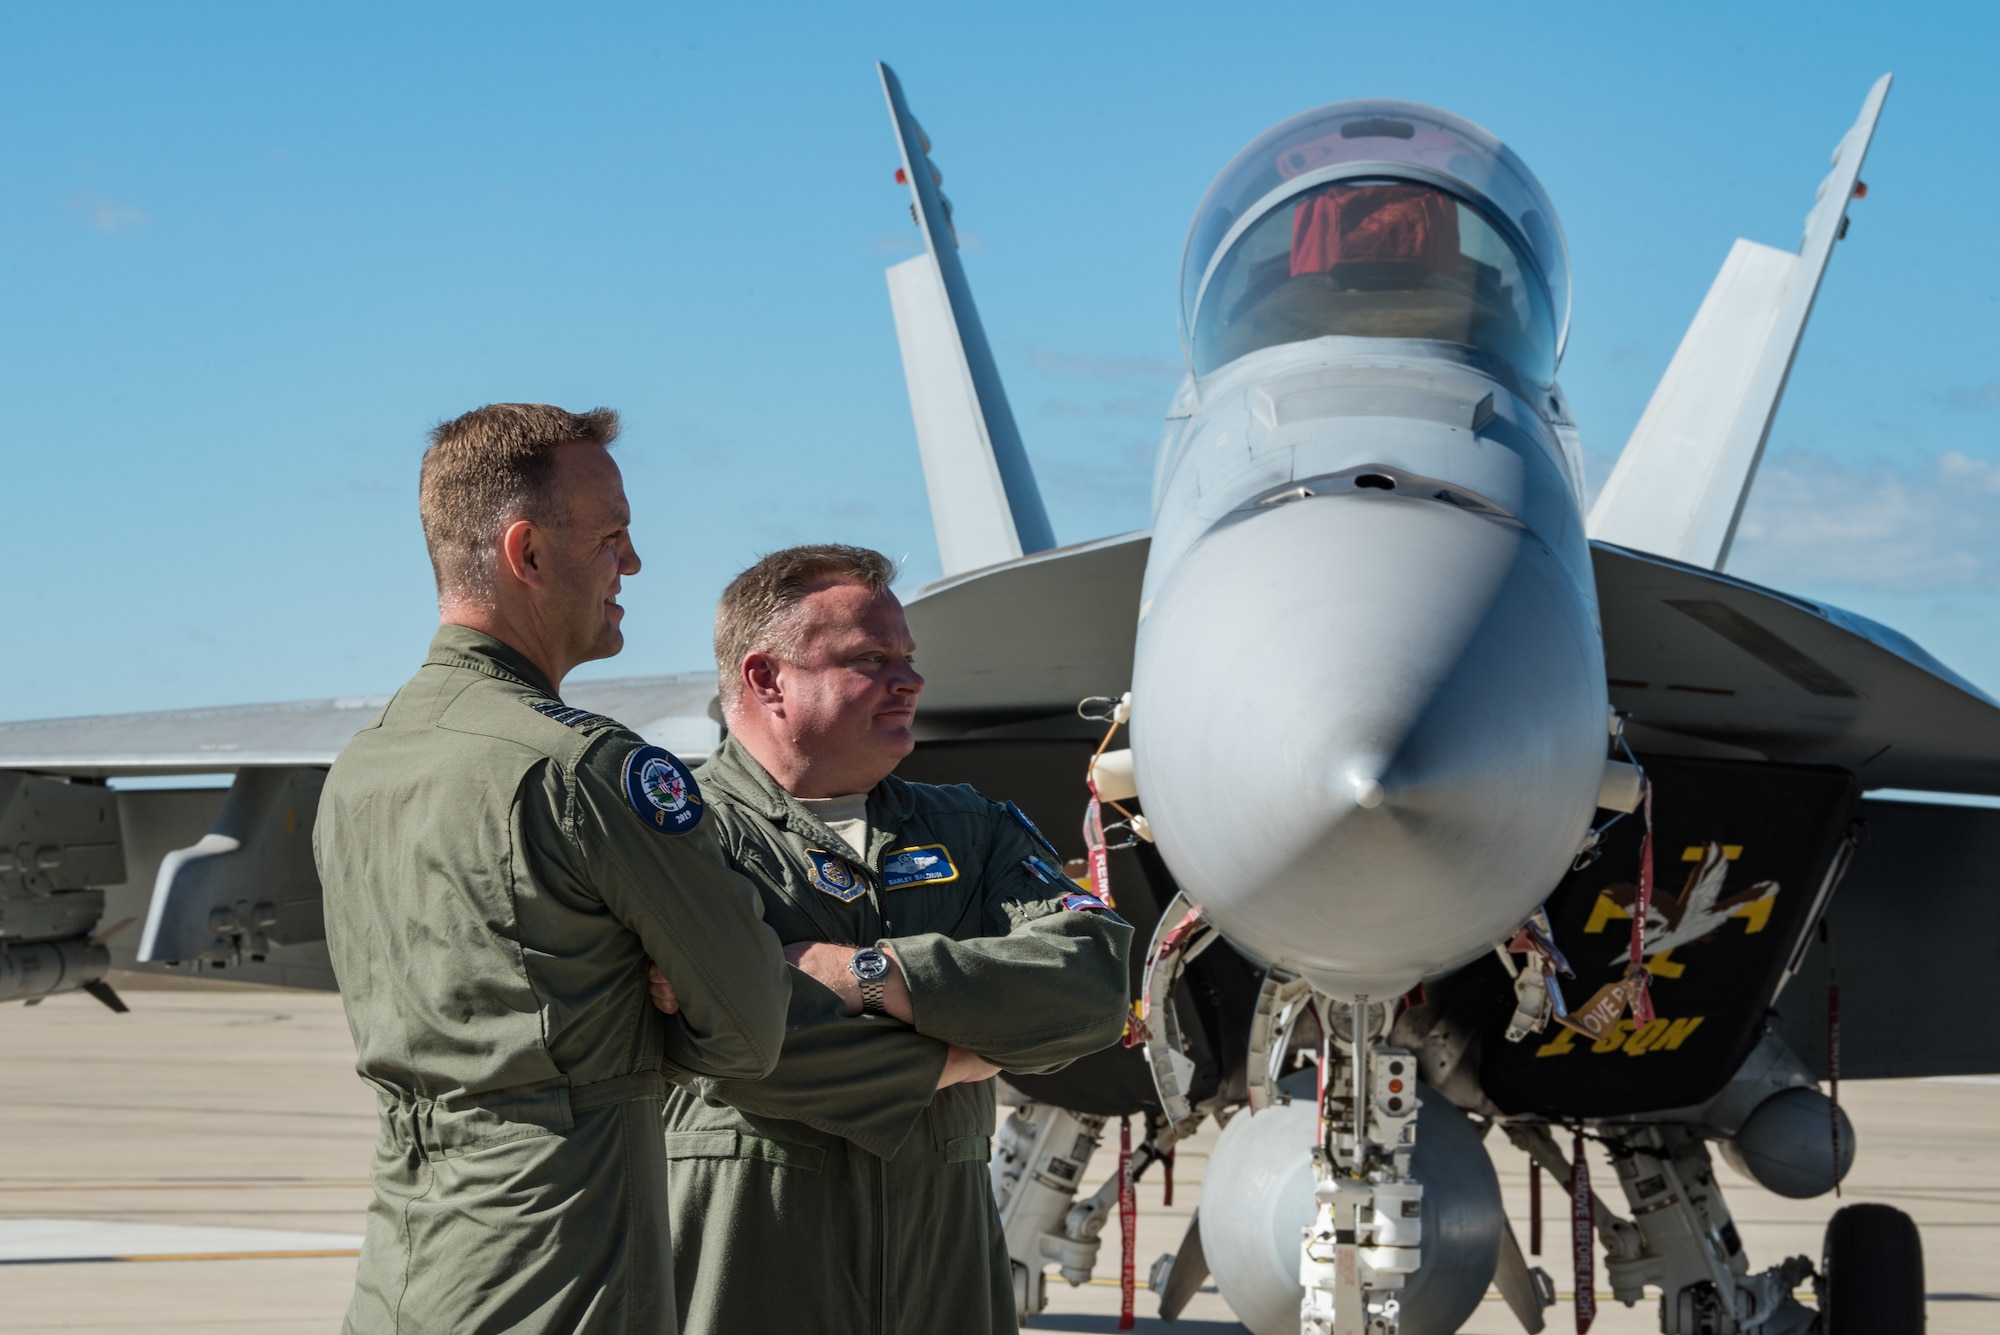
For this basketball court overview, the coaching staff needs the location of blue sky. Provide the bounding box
[3,1,1996,719]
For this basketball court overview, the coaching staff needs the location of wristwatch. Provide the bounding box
[849,946,892,1017]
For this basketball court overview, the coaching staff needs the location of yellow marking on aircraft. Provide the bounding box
[1731,896,1775,933]
[1682,844,1743,861]
[1536,1014,1704,1058]
[1584,892,1631,934]
[1645,948,1685,979]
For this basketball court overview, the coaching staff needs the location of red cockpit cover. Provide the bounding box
[1290,185,1460,278]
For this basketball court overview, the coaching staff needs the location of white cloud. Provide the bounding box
[1025,345,1183,383]
[1728,449,2000,592]
[1939,451,2000,492]
[68,190,150,234]
[1943,381,2000,412]
[864,233,921,255]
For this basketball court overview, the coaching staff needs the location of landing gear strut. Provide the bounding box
[1300,995,1423,1335]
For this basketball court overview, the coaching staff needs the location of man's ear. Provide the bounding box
[498,519,542,590]
[741,651,786,711]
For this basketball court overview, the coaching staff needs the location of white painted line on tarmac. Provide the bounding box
[0,1218,362,1264]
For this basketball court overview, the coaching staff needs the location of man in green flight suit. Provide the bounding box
[649,544,1133,1334]
[317,404,794,1334]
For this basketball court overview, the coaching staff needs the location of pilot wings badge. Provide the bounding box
[805,849,866,903]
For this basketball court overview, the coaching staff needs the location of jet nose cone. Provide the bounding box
[1131,493,1606,996]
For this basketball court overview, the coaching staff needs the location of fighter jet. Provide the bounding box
[873,65,1980,1335]
[0,62,1986,1335]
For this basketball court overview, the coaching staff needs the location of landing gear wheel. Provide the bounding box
[1819,1203,1924,1334]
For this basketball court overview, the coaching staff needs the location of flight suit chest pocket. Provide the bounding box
[878,840,982,936]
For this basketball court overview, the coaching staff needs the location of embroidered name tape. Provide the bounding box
[1003,800,1062,861]
[622,746,702,835]
[806,849,865,902]
[883,844,959,890]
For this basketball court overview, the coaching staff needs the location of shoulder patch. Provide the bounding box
[1061,892,1116,916]
[1002,800,1062,861]
[529,699,621,732]
[622,745,703,835]
[882,844,959,890]
[805,849,866,903]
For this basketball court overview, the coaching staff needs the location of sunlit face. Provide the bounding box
[770,581,924,789]
[540,443,641,668]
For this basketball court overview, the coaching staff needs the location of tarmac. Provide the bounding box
[3,979,1994,1334]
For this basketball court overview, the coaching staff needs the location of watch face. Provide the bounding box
[851,948,891,982]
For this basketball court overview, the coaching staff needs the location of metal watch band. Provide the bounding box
[858,976,888,1017]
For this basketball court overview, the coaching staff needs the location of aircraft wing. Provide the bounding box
[0,673,722,777]
[1597,541,2000,794]
[0,673,724,997]
[897,532,2000,801]
[902,531,1150,727]
[1588,75,1892,568]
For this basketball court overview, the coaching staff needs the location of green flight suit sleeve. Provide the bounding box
[690,971,952,1160]
[571,739,791,1083]
[883,813,1134,1075]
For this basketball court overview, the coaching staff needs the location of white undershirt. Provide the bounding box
[796,793,871,864]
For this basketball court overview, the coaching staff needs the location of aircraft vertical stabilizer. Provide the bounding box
[879,62,1056,576]
[1587,75,1891,570]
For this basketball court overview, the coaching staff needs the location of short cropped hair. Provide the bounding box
[714,544,899,709]
[418,403,620,605]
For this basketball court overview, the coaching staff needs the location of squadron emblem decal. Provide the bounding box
[1537,842,1776,1061]
[622,746,703,835]
[805,849,866,903]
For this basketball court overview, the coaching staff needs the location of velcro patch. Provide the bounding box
[531,699,619,731]
[1061,892,1112,915]
[622,746,703,835]
[805,849,865,902]
[1003,800,1061,860]
[882,844,958,890]
[1021,855,1070,886]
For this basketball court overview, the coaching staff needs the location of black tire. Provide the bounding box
[1821,1203,1925,1334]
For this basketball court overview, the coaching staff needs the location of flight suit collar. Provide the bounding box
[702,735,918,871]
[424,624,562,699]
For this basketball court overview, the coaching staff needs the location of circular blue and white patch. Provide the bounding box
[622,746,703,835]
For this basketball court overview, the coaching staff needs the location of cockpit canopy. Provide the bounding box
[1181,100,1570,385]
